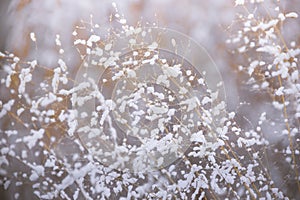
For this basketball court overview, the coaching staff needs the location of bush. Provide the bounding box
[0,0,299,199]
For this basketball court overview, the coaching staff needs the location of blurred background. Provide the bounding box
[0,0,239,109]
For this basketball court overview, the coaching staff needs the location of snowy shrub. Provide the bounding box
[0,0,299,199]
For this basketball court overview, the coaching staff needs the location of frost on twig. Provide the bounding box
[227,0,300,197]
[0,1,299,199]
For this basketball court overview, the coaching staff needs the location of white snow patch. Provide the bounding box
[0,100,15,118]
[180,97,200,112]
[23,129,45,149]
[87,35,100,47]
[286,12,298,18]
[30,32,36,42]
